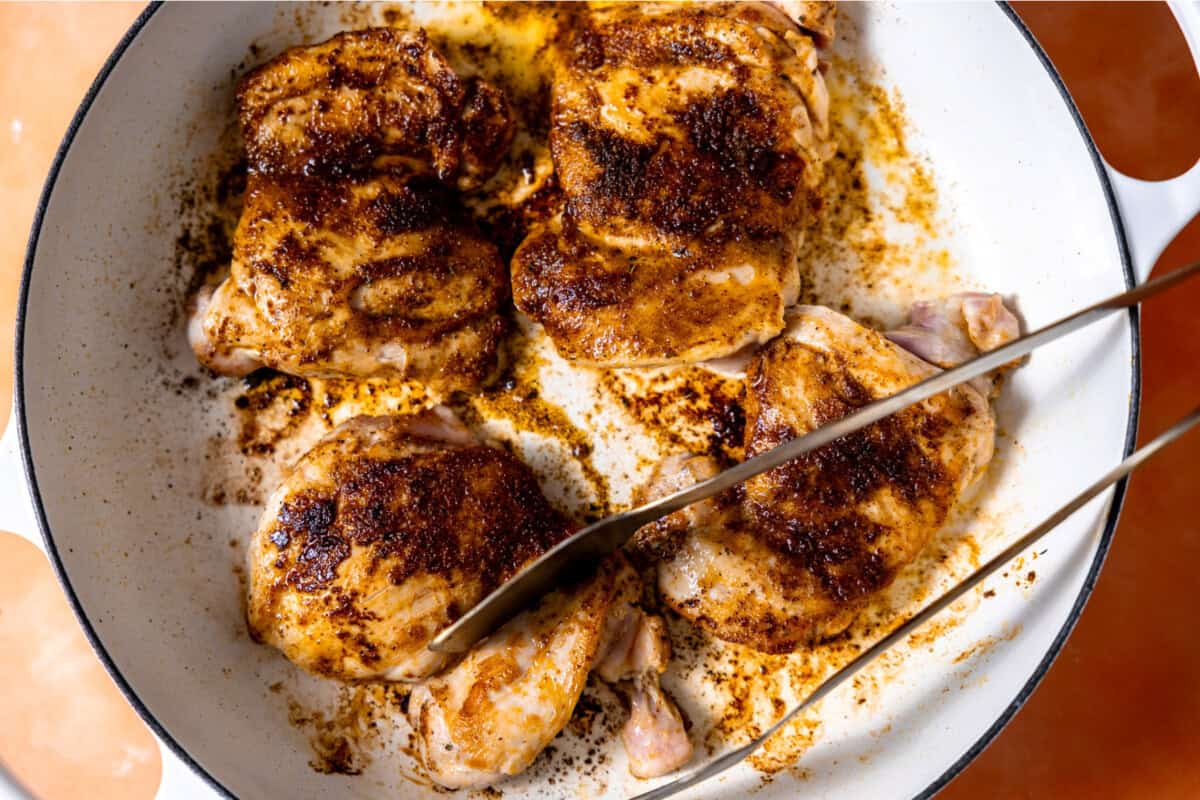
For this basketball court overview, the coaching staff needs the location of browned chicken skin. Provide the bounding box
[238,27,512,187]
[633,305,1007,652]
[408,554,691,788]
[246,409,572,682]
[194,167,509,389]
[512,2,835,366]
[191,29,515,392]
[408,557,622,789]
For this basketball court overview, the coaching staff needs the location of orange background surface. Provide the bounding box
[0,3,1197,798]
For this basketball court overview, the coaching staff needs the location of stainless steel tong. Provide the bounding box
[432,260,1200,654]
[629,402,1200,798]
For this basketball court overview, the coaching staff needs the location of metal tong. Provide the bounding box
[432,261,1200,654]
[629,402,1200,798]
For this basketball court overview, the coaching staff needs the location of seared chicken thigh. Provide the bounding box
[245,409,571,681]
[237,27,512,187]
[512,2,836,366]
[192,168,509,391]
[191,29,515,391]
[634,302,1015,652]
[634,452,835,652]
[249,408,690,785]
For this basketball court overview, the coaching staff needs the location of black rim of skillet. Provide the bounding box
[12,3,1141,798]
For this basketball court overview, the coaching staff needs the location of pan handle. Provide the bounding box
[1172,0,1200,57]
[0,410,41,553]
[1104,0,1200,283]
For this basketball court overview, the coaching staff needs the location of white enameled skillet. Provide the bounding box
[3,3,1200,798]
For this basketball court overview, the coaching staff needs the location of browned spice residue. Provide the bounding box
[235,372,312,457]
[599,366,747,464]
[953,623,1022,665]
[467,383,611,519]
[675,630,839,775]
[285,682,410,776]
[309,376,435,427]
[800,57,961,326]
[168,152,244,359]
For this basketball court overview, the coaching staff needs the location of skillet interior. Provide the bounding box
[16,3,1137,798]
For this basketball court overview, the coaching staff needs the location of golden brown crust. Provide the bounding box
[201,168,508,391]
[554,87,807,239]
[196,28,516,391]
[512,211,797,365]
[259,413,571,602]
[246,412,573,682]
[744,340,963,603]
[631,308,995,653]
[266,441,570,598]
[511,2,833,366]
[741,314,990,642]
[238,27,514,187]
